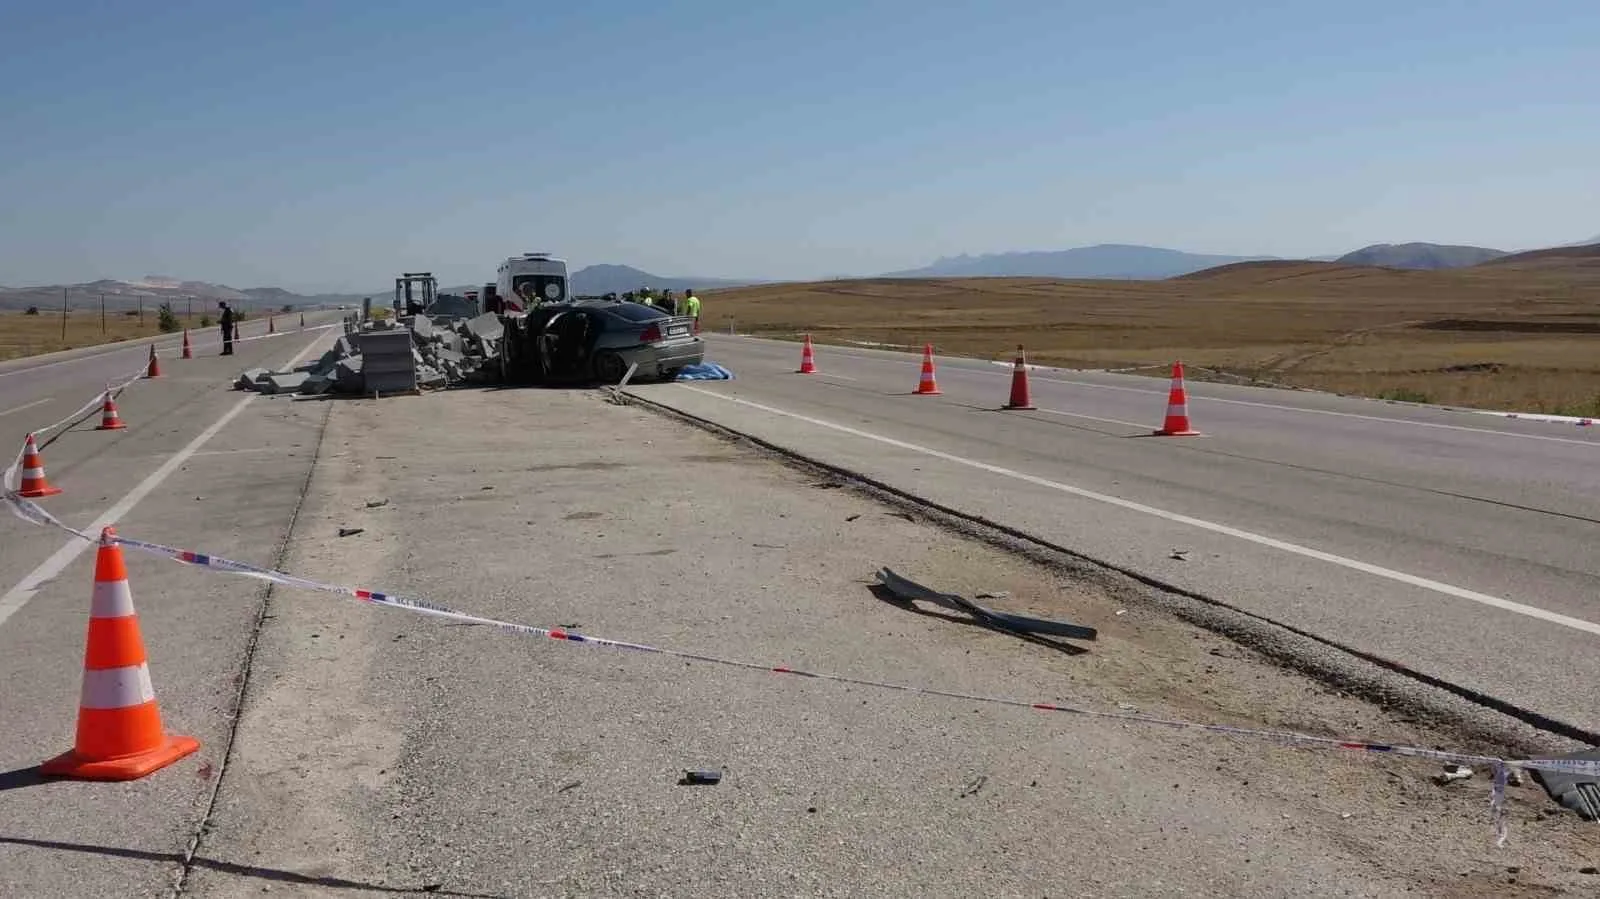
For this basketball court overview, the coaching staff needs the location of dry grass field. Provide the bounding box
[703,248,1600,415]
[0,310,218,362]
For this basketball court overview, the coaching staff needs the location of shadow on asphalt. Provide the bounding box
[0,835,508,897]
[0,766,47,792]
[867,583,1089,657]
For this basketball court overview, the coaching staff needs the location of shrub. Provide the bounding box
[24,305,39,315]
[200,314,214,327]
[1377,388,1431,404]
[157,301,180,333]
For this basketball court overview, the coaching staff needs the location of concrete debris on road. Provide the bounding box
[1434,765,1474,785]
[873,567,1098,643]
[234,311,504,398]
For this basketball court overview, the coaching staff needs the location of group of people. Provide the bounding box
[619,286,702,320]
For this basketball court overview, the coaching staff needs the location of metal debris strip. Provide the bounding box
[874,567,1098,642]
[1532,748,1600,821]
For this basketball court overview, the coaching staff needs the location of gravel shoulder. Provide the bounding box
[187,387,1599,898]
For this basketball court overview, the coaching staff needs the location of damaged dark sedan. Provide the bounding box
[500,298,706,385]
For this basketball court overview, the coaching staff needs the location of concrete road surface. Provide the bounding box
[627,334,1600,744]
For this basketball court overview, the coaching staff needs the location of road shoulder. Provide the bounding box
[190,387,1597,898]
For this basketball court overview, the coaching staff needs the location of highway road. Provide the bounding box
[0,313,342,897]
[631,333,1600,744]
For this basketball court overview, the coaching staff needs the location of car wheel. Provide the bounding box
[659,368,682,382]
[592,350,628,384]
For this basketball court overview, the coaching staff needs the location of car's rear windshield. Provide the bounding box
[606,303,668,322]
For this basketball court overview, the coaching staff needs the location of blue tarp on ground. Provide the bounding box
[675,362,734,381]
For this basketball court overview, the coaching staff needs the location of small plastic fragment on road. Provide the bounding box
[366,499,389,508]
[680,769,722,786]
[1435,765,1474,785]
[338,527,364,537]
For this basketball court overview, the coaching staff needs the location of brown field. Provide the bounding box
[703,255,1600,415]
[0,310,218,362]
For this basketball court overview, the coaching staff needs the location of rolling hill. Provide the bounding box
[569,264,764,296]
[881,244,1292,280]
[1334,243,1506,270]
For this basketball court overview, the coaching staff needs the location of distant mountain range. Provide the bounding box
[0,274,368,312]
[881,244,1314,279]
[4,235,1594,311]
[568,264,764,296]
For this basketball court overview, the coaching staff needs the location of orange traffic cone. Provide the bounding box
[1154,361,1201,436]
[41,528,199,781]
[145,344,161,378]
[181,330,193,360]
[914,343,941,395]
[1003,345,1036,410]
[16,433,63,498]
[96,388,127,431]
[797,334,818,374]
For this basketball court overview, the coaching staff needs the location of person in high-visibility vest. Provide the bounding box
[638,286,655,306]
[683,289,702,322]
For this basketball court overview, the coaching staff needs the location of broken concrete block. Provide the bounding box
[411,316,435,340]
[298,374,333,395]
[264,372,310,395]
[236,368,270,391]
[334,357,365,391]
[417,366,447,388]
[464,312,504,343]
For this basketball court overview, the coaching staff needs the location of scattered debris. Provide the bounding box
[958,775,987,798]
[875,567,1098,642]
[1169,549,1190,561]
[1115,609,1128,616]
[1116,702,1139,712]
[845,514,861,522]
[366,499,389,508]
[1434,765,1474,785]
[235,311,503,398]
[557,781,582,793]
[338,527,364,538]
[975,590,1010,600]
[679,769,722,786]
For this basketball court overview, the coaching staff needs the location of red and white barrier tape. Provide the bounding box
[3,484,1595,845]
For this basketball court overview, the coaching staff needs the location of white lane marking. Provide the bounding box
[0,398,51,418]
[1035,408,1150,430]
[676,385,1600,638]
[714,336,1600,448]
[0,331,330,629]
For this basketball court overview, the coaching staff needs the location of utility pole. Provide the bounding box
[138,296,143,326]
[101,293,106,333]
[61,287,68,340]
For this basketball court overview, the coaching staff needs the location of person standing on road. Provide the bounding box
[218,301,235,355]
[683,289,701,323]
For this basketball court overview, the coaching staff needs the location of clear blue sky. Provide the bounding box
[2,0,1596,293]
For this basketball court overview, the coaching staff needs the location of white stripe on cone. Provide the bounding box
[80,664,156,709]
[90,579,136,619]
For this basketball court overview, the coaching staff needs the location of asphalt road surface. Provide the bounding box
[0,314,341,897]
[630,334,1600,743]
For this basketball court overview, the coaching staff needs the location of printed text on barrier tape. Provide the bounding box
[6,488,1597,843]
